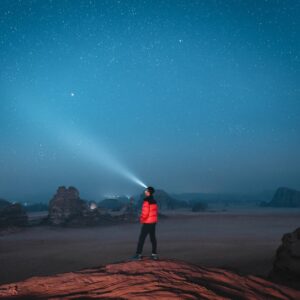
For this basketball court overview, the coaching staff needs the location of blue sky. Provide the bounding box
[0,0,299,201]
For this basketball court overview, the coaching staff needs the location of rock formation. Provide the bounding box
[47,186,88,225]
[0,200,28,228]
[98,198,126,211]
[47,186,139,226]
[265,187,300,207]
[270,227,300,290]
[0,198,11,210]
[0,258,299,299]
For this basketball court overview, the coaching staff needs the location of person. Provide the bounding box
[131,186,159,260]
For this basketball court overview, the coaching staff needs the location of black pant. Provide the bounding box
[136,223,157,254]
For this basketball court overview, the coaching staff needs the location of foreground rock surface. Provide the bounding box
[0,258,299,299]
[270,227,300,290]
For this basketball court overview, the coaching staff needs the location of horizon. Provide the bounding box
[1,185,281,204]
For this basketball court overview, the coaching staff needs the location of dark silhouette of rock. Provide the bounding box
[265,187,300,207]
[0,201,28,228]
[270,227,300,290]
[24,202,48,212]
[47,186,88,226]
[47,186,139,226]
[0,198,11,210]
[1,258,299,299]
[98,198,126,211]
[191,201,208,212]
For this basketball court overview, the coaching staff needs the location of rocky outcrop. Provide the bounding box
[0,199,11,210]
[0,258,299,299]
[47,186,88,225]
[47,186,139,226]
[47,186,116,226]
[0,201,28,228]
[265,187,300,207]
[270,227,300,290]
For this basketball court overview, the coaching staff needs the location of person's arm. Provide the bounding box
[140,201,150,223]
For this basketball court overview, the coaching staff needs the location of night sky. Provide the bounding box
[0,0,299,202]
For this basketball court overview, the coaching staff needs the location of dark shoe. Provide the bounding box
[130,253,142,260]
[151,253,159,260]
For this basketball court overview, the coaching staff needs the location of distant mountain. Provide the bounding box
[172,190,274,204]
[98,198,128,211]
[263,187,300,207]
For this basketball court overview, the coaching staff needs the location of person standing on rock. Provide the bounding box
[131,186,159,260]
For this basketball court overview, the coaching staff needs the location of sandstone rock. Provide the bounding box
[48,186,88,226]
[270,227,300,290]
[0,258,299,299]
[47,186,134,226]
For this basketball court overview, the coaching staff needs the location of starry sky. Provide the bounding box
[0,0,299,202]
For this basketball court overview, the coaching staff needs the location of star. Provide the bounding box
[70,92,75,97]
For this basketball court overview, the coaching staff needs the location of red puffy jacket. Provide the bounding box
[140,197,158,224]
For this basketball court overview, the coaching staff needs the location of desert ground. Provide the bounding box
[0,207,299,285]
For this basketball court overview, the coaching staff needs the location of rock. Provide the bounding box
[270,227,300,290]
[47,186,134,227]
[266,187,300,207]
[0,258,299,299]
[191,201,208,212]
[98,198,126,211]
[0,198,11,210]
[0,202,28,228]
[47,186,88,226]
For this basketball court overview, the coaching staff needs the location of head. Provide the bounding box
[144,186,155,197]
